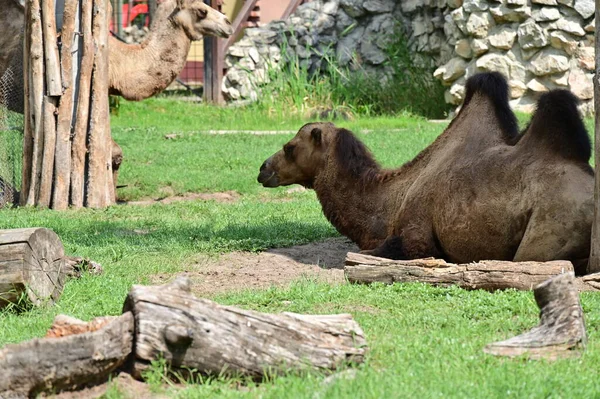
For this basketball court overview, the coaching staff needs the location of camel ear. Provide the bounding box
[176,0,186,9]
[311,128,322,145]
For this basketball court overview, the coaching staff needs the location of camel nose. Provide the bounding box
[260,157,272,172]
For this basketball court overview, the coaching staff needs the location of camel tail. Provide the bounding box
[461,72,519,141]
[524,90,591,163]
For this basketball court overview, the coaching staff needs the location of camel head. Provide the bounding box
[258,122,336,188]
[173,0,233,40]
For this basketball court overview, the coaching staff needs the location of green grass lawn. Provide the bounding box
[1,99,599,398]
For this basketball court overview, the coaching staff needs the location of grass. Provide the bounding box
[1,99,599,398]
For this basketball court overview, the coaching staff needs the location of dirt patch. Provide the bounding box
[121,190,241,206]
[152,237,359,297]
[44,372,170,399]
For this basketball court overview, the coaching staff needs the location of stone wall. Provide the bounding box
[435,0,595,114]
[222,0,596,114]
[222,0,450,103]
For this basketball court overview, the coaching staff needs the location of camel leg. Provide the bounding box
[361,224,444,260]
[111,138,123,193]
[513,215,590,275]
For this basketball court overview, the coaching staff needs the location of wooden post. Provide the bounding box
[589,0,600,273]
[22,0,114,209]
[203,0,224,104]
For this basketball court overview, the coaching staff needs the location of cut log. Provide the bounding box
[0,228,65,309]
[124,276,367,379]
[344,252,573,291]
[37,95,58,208]
[484,273,586,360]
[0,312,134,398]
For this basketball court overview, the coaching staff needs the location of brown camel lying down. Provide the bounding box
[258,72,594,275]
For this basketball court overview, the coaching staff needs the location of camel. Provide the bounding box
[0,0,232,192]
[258,72,594,275]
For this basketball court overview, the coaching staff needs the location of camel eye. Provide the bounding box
[284,145,295,160]
[196,8,208,19]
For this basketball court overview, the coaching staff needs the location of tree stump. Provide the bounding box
[0,312,134,398]
[0,227,65,309]
[484,273,586,360]
[344,253,574,291]
[124,276,368,379]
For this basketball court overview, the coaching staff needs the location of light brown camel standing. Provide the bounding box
[258,72,594,275]
[0,0,232,192]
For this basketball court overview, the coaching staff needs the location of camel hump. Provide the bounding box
[461,72,519,141]
[524,90,591,163]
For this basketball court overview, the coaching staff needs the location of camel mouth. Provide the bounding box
[257,171,279,188]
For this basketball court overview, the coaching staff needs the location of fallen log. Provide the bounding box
[344,252,574,291]
[0,228,66,309]
[0,312,134,398]
[484,272,586,360]
[124,276,367,379]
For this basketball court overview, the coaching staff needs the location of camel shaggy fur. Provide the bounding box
[258,72,594,274]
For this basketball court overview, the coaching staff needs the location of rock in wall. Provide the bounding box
[222,0,449,103]
[436,0,595,114]
[222,0,596,115]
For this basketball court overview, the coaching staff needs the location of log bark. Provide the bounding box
[344,253,574,291]
[0,312,134,398]
[484,273,586,360]
[41,0,62,96]
[37,95,57,208]
[0,228,65,309]
[23,0,45,207]
[52,0,78,210]
[124,276,367,379]
[86,0,111,208]
[70,0,94,208]
[21,0,33,203]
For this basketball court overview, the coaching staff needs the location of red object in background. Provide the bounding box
[109,3,149,32]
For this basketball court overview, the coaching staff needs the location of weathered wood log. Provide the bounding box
[124,276,367,379]
[41,0,62,96]
[37,96,57,208]
[344,252,574,291]
[86,0,111,208]
[70,0,94,208]
[23,0,45,207]
[52,0,78,210]
[0,312,134,398]
[0,228,65,309]
[484,273,586,360]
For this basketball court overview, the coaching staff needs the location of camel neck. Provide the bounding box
[108,3,192,100]
[313,158,416,250]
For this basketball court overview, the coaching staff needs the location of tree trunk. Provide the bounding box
[0,312,134,398]
[124,276,367,379]
[0,228,65,309]
[484,272,586,360]
[588,0,600,273]
[344,253,574,291]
